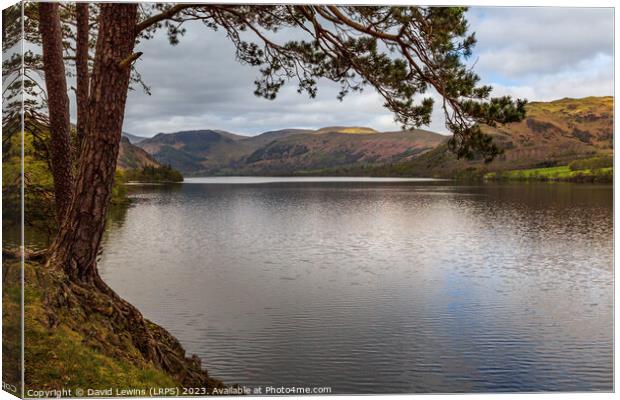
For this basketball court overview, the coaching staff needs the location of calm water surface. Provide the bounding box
[98,178,613,393]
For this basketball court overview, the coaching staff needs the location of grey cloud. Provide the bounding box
[468,7,613,77]
[122,6,613,138]
[488,54,614,101]
[125,22,409,136]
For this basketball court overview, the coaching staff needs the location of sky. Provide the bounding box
[121,7,614,137]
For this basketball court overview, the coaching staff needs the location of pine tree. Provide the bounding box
[11,3,527,375]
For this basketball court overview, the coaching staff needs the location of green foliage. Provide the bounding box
[485,165,613,183]
[2,125,131,245]
[450,97,528,161]
[306,142,457,178]
[111,170,130,206]
[3,3,46,125]
[125,165,184,183]
[447,125,499,162]
[569,156,613,171]
[2,262,22,388]
[2,128,58,242]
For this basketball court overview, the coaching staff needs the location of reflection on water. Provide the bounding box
[98,179,613,393]
[184,176,441,184]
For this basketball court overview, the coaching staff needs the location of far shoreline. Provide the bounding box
[182,176,448,184]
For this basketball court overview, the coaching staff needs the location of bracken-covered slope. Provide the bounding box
[135,126,447,176]
[353,96,613,178]
[137,129,257,174]
[483,96,613,168]
[237,127,445,175]
[133,96,612,177]
[116,136,162,170]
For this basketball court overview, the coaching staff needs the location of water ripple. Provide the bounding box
[98,180,612,393]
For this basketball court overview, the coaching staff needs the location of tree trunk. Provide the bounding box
[39,2,74,223]
[38,4,226,384]
[47,3,138,283]
[75,2,90,153]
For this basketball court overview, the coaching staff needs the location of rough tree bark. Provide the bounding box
[43,7,223,381]
[47,3,138,283]
[39,2,74,223]
[75,2,90,152]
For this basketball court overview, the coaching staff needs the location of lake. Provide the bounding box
[98,177,613,393]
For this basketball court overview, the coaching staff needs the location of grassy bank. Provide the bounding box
[484,165,613,183]
[2,261,223,395]
[484,155,613,183]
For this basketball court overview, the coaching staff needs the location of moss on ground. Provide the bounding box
[2,262,22,392]
[3,261,223,396]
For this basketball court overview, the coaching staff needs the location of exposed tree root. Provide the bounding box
[2,247,49,261]
[35,262,225,390]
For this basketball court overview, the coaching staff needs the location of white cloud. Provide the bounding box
[468,7,613,78]
[486,53,613,101]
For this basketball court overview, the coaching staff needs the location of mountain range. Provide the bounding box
[121,96,613,177]
[123,126,446,176]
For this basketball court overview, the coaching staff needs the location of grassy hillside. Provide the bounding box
[117,138,184,183]
[238,129,444,175]
[134,96,612,178]
[342,96,613,179]
[242,129,315,148]
[482,96,613,169]
[117,137,161,170]
[138,130,258,174]
[137,127,446,176]
[315,126,378,135]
